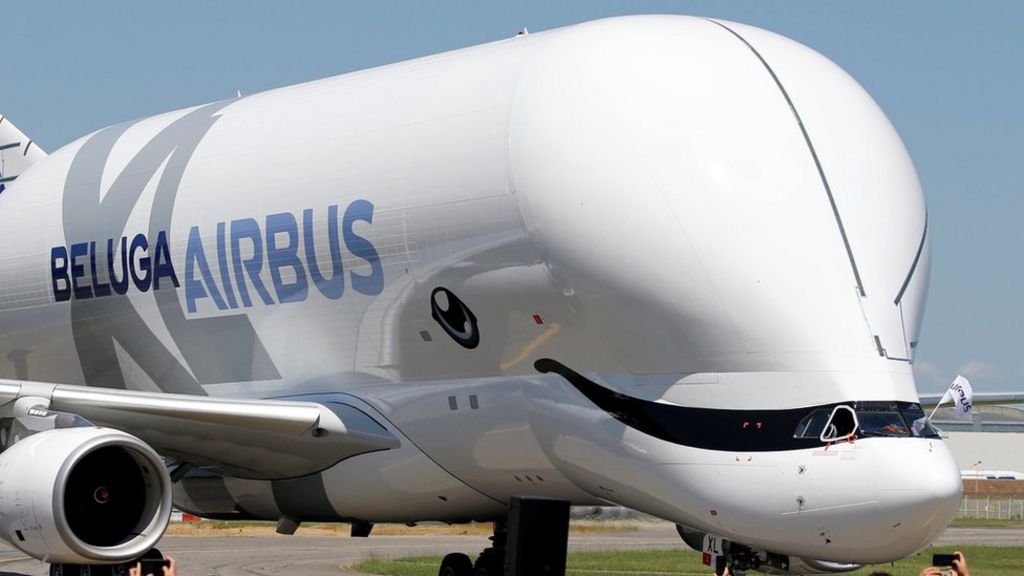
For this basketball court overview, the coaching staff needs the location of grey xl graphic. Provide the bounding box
[62,103,280,393]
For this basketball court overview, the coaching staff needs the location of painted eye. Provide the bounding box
[430,287,479,349]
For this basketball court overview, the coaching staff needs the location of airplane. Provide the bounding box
[0,14,962,576]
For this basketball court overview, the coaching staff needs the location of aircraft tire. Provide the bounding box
[439,552,473,576]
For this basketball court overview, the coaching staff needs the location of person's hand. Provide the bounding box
[951,551,970,576]
[919,568,943,576]
[129,563,140,576]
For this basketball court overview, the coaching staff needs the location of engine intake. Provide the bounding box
[0,427,171,564]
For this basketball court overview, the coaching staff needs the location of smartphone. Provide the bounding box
[713,556,728,576]
[138,558,171,574]
[932,553,956,566]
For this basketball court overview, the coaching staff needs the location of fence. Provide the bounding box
[959,496,1024,520]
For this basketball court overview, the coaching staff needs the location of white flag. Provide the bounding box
[943,375,974,419]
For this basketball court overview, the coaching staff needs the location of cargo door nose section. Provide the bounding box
[705,17,865,301]
[706,18,929,362]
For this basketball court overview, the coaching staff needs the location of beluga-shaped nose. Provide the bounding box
[867,437,962,561]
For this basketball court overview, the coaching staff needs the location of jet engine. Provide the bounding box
[676,525,861,575]
[0,427,172,564]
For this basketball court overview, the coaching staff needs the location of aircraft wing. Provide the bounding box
[918,392,1024,408]
[0,380,399,480]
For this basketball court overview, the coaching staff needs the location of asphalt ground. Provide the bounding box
[0,524,1020,576]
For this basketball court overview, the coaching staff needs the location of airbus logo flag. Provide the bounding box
[942,375,974,419]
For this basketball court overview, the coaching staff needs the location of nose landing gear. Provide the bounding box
[436,497,570,576]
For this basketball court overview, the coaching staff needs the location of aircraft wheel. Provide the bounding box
[439,552,473,576]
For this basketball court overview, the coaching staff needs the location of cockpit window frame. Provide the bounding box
[819,405,858,443]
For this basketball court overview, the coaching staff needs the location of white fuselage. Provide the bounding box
[0,15,959,566]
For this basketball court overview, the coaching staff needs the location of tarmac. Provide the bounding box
[0,523,1020,575]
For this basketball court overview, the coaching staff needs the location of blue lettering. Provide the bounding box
[129,234,152,292]
[185,226,227,313]
[303,206,344,299]
[151,231,179,290]
[343,200,383,296]
[70,242,93,300]
[107,237,130,295]
[230,218,274,307]
[52,204,382,309]
[90,241,112,298]
[266,212,308,304]
[216,221,238,309]
[51,247,71,302]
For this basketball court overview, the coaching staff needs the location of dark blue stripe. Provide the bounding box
[536,358,930,452]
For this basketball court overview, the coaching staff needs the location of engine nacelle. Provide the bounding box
[676,525,861,575]
[0,427,172,564]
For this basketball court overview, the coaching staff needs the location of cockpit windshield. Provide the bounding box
[792,409,831,439]
[792,401,942,442]
[856,410,909,437]
[899,403,941,438]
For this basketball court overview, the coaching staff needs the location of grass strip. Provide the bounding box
[357,545,1024,576]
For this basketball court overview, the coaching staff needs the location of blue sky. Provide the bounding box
[3,1,1021,394]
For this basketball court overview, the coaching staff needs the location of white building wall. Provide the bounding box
[944,431,1024,475]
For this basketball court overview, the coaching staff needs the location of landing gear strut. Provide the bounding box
[472,518,507,576]
[437,497,570,576]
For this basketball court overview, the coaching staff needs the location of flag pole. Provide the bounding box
[927,397,946,421]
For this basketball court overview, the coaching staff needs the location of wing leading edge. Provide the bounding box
[918,391,1024,409]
